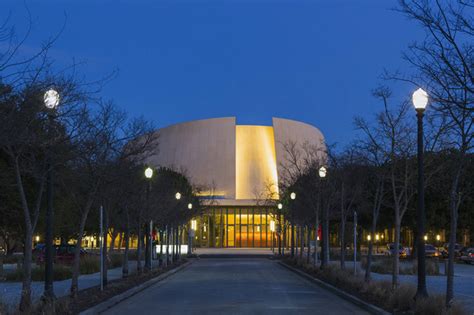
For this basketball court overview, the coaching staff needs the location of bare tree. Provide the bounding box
[68,102,156,296]
[355,108,390,282]
[392,0,473,304]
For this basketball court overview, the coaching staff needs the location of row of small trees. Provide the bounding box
[276,0,473,307]
[0,18,202,313]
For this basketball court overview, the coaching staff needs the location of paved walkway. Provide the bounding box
[0,260,161,308]
[104,258,369,315]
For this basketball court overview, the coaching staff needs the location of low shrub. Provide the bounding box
[5,264,72,282]
[360,256,440,275]
[411,259,440,275]
[79,256,100,275]
[1,254,22,265]
[109,253,123,269]
[282,257,467,315]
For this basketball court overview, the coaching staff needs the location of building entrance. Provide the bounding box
[193,208,277,248]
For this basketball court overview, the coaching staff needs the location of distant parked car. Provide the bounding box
[440,243,463,258]
[36,244,87,265]
[385,243,409,258]
[424,244,440,258]
[459,246,473,258]
[459,248,474,264]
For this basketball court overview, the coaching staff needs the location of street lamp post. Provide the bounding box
[316,166,326,267]
[277,203,283,255]
[413,88,429,299]
[318,166,329,269]
[290,192,296,257]
[43,89,60,303]
[144,167,153,272]
[188,202,194,256]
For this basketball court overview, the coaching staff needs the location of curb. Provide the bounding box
[80,260,194,315]
[277,261,390,315]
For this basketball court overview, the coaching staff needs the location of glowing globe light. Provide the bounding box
[188,203,193,210]
[277,203,283,210]
[44,89,60,109]
[175,192,181,200]
[290,192,296,200]
[412,88,428,110]
[319,166,327,178]
[144,167,153,179]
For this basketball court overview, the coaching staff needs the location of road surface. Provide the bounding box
[104,258,368,315]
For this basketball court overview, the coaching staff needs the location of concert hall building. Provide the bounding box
[146,117,325,248]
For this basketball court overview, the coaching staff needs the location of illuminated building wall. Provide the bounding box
[145,117,325,247]
[235,125,279,200]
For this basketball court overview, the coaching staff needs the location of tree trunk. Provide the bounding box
[117,232,123,251]
[159,230,164,266]
[145,222,150,271]
[136,221,143,274]
[122,212,130,278]
[306,225,311,264]
[102,207,108,287]
[166,226,170,266]
[300,226,304,260]
[446,171,461,306]
[70,210,89,297]
[392,219,401,290]
[295,227,299,258]
[324,207,330,263]
[340,215,346,270]
[314,211,319,267]
[290,224,295,258]
[175,227,179,261]
[321,206,327,269]
[109,230,118,253]
[171,227,175,263]
[365,215,377,282]
[282,222,286,256]
[19,227,32,312]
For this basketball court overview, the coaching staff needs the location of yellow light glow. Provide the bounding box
[256,225,261,232]
[424,235,428,241]
[375,234,379,241]
[203,225,207,232]
[236,126,279,199]
[191,220,197,231]
[195,190,227,197]
[436,234,441,241]
[277,203,283,210]
[175,192,181,200]
[188,203,193,210]
[290,192,296,200]
[367,235,371,241]
[270,220,275,232]
[35,235,40,242]
[381,234,384,239]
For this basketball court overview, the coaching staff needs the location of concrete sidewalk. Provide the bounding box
[0,259,163,308]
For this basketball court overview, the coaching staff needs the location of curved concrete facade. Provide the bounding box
[146,117,325,206]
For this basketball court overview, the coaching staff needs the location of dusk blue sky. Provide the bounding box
[2,0,425,147]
